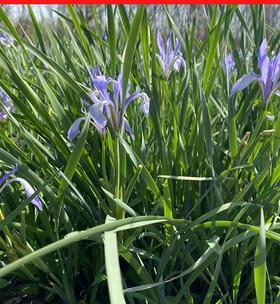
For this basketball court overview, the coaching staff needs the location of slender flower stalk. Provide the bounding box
[156,31,185,80]
[0,166,42,211]
[68,67,150,141]
[230,39,280,105]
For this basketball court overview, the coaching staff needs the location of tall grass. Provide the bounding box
[0,4,279,303]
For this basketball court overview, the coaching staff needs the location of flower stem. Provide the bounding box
[101,139,108,181]
[115,136,121,200]
[228,97,238,158]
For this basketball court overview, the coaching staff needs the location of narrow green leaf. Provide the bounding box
[0,216,167,278]
[107,5,116,77]
[254,208,266,304]
[119,137,161,199]
[158,175,213,181]
[27,5,46,53]
[203,6,223,91]
[104,216,126,304]
[0,7,26,51]
[102,188,137,217]
[121,5,145,101]
[58,114,90,201]
[67,5,91,61]
[118,5,131,37]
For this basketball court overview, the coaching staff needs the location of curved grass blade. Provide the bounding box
[0,216,167,278]
[102,187,137,217]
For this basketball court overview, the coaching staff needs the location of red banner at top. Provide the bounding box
[0,1,279,4]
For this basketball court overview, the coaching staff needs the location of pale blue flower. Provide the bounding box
[230,39,280,104]
[156,31,185,80]
[68,67,149,140]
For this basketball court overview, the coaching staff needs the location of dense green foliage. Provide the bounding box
[0,5,280,303]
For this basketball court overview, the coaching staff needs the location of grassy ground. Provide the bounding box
[0,5,279,303]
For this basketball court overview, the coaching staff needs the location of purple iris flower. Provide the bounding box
[0,166,42,211]
[102,34,107,41]
[156,31,185,80]
[224,53,236,77]
[0,33,13,47]
[68,67,149,141]
[0,91,14,122]
[230,39,280,104]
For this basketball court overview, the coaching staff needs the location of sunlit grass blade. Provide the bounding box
[254,208,267,304]
[0,216,167,278]
[104,216,126,304]
[121,5,145,101]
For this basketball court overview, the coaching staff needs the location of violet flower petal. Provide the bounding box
[123,118,135,140]
[0,112,7,121]
[271,53,280,83]
[8,178,43,211]
[0,167,17,187]
[89,103,107,131]
[139,93,150,117]
[258,39,269,84]
[156,32,184,80]
[157,31,165,60]
[224,53,236,75]
[113,73,123,103]
[124,91,141,110]
[2,92,9,107]
[230,74,260,97]
[68,117,85,141]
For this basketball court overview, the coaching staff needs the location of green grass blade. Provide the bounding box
[27,5,46,53]
[0,216,167,278]
[104,216,126,304]
[107,5,116,77]
[121,5,145,101]
[254,208,267,304]
[57,114,90,201]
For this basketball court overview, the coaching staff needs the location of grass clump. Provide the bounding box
[0,5,279,303]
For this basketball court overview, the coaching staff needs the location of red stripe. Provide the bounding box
[0,1,279,4]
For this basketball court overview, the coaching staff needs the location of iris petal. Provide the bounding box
[0,167,17,187]
[2,92,9,107]
[123,118,135,140]
[0,112,7,121]
[124,91,140,110]
[258,39,269,83]
[89,103,107,131]
[139,93,150,117]
[157,31,165,60]
[230,74,260,97]
[156,32,185,80]
[7,178,42,211]
[68,117,85,141]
